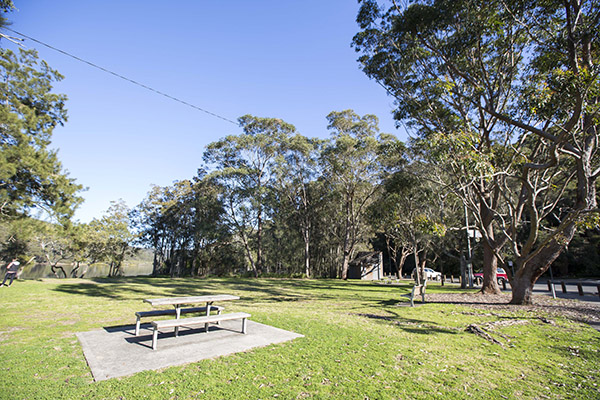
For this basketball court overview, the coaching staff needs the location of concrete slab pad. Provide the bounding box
[76,320,303,381]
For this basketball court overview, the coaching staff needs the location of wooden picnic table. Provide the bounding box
[143,294,240,336]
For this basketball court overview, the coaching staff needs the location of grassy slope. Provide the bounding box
[0,277,598,399]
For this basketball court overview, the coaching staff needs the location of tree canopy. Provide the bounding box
[0,48,82,222]
[354,0,599,303]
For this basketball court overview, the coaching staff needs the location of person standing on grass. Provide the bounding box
[0,258,20,287]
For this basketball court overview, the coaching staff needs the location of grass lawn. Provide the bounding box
[0,277,598,399]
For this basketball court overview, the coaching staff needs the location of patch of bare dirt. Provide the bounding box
[426,292,600,325]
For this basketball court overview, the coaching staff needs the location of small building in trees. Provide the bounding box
[348,252,382,280]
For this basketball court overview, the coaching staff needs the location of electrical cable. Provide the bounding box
[4,27,238,125]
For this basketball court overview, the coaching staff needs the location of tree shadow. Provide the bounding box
[352,312,460,335]
[53,278,212,300]
[52,277,344,304]
[52,277,405,306]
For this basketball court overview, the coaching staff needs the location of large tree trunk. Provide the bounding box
[481,240,500,294]
[341,252,350,280]
[480,201,501,294]
[51,264,67,279]
[398,248,410,279]
[509,265,536,305]
[510,224,576,304]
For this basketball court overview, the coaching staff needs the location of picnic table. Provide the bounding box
[140,294,250,350]
[142,294,240,337]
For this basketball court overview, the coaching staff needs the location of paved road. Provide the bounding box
[462,278,600,303]
[531,279,600,303]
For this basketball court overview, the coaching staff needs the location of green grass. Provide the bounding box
[0,277,598,399]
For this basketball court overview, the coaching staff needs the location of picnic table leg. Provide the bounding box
[205,302,211,332]
[152,326,158,350]
[174,305,181,337]
[135,314,141,336]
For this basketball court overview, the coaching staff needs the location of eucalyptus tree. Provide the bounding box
[134,181,194,277]
[369,162,447,283]
[203,115,295,277]
[0,48,82,222]
[187,172,231,276]
[159,180,197,277]
[354,0,599,304]
[320,110,401,279]
[309,177,347,278]
[132,185,169,275]
[87,200,135,277]
[272,134,323,277]
[133,175,229,277]
[66,222,92,278]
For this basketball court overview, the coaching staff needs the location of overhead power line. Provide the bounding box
[4,27,238,125]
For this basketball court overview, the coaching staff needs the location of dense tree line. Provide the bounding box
[132,111,417,279]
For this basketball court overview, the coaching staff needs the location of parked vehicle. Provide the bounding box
[474,267,508,285]
[411,267,442,281]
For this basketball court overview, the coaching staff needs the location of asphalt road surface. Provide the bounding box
[531,279,600,303]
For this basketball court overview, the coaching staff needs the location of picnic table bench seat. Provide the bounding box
[151,312,251,350]
[135,305,224,336]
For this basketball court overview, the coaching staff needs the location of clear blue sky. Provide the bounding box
[4,1,406,223]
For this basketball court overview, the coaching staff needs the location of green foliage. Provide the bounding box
[0,48,82,222]
[354,0,600,301]
[203,115,296,276]
[320,110,402,278]
[86,200,135,277]
[132,175,240,277]
[132,110,406,279]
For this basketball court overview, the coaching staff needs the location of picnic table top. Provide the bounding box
[144,294,240,307]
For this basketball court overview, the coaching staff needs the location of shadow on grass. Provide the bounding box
[353,312,460,335]
[52,277,376,304]
[52,276,410,306]
[52,278,203,300]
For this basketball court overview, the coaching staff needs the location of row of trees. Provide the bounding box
[132,111,413,280]
[132,102,599,305]
[135,0,599,304]
[1,0,597,306]
[0,200,134,278]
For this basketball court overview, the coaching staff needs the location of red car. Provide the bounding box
[474,267,508,285]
